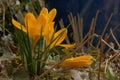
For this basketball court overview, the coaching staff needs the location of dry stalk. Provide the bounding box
[97,13,113,48]
[110,29,120,49]
[77,14,84,53]
[100,33,110,54]
[112,24,120,31]
[90,10,99,44]
[101,14,113,37]
[94,34,119,72]
[68,13,79,46]
[87,18,95,46]
[77,14,83,43]
[95,34,116,52]
[98,35,103,80]
[105,24,120,53]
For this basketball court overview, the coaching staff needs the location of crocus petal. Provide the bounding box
[24,13,37,29]
[63,60,93,67]
[24,13,41,49]
[43,22,55,46]
[50,28,67,48]
[38,8,56,23]
[60,55,93,68]
[37,14,46,26]
[59,43,75,48]
[38,8,48,22]
[12,18,27,33]
[39,7,48,16]
[54,28,67,45]
[37,8,48,26]
[48,8,57,22]
[49,28,67,48]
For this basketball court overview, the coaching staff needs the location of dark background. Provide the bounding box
[45,0,120,48]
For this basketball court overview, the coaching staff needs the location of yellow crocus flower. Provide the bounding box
[39,8,56,46]
[60,55,93,68]
[12,8,56,50]
[38,8,74,49]
[45,28,75,49]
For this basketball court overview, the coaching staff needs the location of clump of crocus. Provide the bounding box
[39,8,75,49]
[12,8,56,50]
[60,55,93,68]
[12,7,74,51]
[11,7,76,78]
